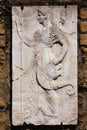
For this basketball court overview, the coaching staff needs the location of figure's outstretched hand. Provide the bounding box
[52,57,62,65]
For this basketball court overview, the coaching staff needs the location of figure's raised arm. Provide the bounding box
[15,20,38,47]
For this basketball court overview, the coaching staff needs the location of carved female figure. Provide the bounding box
[12,6,77,125]
[23,8,74,119]
[35,9,69,90]
[32,8,70,117]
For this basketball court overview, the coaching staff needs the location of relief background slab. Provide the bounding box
[12,6,77,125]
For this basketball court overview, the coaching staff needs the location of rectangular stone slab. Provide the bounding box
[12,6,77,125]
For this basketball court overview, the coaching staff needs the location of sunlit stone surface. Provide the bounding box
[12,6,77,125]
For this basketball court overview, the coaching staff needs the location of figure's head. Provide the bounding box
[37,9,47,26]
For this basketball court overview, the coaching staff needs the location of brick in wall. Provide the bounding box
[80,8,87,19]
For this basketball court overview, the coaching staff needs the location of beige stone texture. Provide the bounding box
[82,47,87,53]
[0,36,5,47]
[0,49,6,60]
[80,34,87,45]
[80,8,87,19]
[0,125,6,130]
[0,23,5,34]
[80,21,87,32]
[0,97,6,109]
[0,112,7,123]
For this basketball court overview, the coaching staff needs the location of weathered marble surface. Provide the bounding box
[12,6,77,125]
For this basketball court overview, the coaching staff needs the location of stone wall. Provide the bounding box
[0,0,87,130]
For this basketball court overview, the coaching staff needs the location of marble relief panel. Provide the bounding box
[12,6,77,125]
